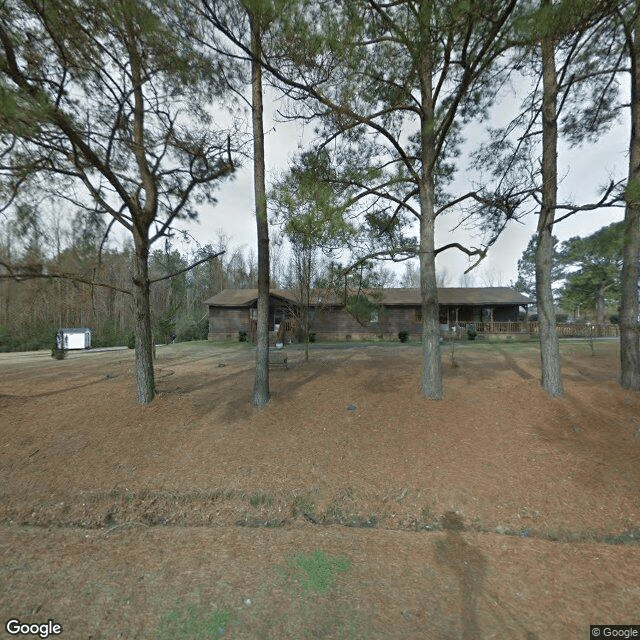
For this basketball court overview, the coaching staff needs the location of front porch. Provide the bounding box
[442,321,620,339]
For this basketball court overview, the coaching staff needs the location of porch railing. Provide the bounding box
[446,321,619,338]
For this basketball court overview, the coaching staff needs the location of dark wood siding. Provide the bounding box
[309,306,379,340]
[208,300,526,341]
[378,306,421,339]
[208,307,250,340]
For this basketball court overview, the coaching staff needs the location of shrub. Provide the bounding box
[0,326,20,352]
[398,330,409,343]
[177,317,208,342]
[126,332,136,349]
[238,330,248,342]
[467,325,478,341]
[307,330,316,343]
[51,331,66,360]
[51,346,66,359]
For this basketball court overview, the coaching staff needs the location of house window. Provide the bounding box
[370,310,379,324]
[414,310,422,323]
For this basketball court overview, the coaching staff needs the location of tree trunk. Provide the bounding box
[304,249,311,362]
[537,4,563,397]
[418,3,443,400]
[621,12,640,390]
[132,238,155,404]
[250,13,270,407]
[595,286,607,325]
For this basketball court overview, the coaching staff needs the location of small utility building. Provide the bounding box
[57,328,92,350]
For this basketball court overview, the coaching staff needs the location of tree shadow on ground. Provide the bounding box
[433,511,540,639]
[497,349,535,380]
[271,354,357,397]
[434,511,488,639]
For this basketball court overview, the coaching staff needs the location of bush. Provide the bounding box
[51,330,66,360]
[238,330,248,342]
[609,314,619,324]
[0,326,19,352]
[51,346,66,359]
[126,332,136,349]
[177,317,208,342]
[398,330,409,343]
[0,326,54,352]
[308,330,316,343]
[467,325,477,341]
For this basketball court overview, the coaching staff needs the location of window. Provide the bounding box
[414,309,422,323]
[370,310,379,324]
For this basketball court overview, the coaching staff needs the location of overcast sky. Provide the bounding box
[177,83,628,289]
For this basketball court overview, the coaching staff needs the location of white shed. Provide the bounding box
[57,328,92,350]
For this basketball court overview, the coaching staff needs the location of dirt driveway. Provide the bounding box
[0,340,638,638]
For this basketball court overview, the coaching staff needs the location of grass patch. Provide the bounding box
[248,492,273,508]
[287,550,350,594]
[157,603,230,640]
[253,550,368,639]
[293,495,315,516]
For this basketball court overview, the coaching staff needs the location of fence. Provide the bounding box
[449,321,619,338]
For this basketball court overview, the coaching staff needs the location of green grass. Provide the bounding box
[158,603,230,640]
[154,550,366,639]
[293,495,316,516]
[249,492,273,508]
[288,550,350,594]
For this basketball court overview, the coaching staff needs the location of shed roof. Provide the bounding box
[204,287,532,307]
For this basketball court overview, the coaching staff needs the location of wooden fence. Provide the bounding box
[449,321,619,338]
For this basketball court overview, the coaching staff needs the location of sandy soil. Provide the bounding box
[0,339,638,639]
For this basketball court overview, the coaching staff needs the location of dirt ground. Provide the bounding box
[0,339,638,639]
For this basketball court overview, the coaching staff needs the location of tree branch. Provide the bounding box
[0,259,133,295]
[148,250,226,284]
[434,242,487,273]
[552,180,625,226]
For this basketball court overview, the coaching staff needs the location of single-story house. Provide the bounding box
[204,287,533,342]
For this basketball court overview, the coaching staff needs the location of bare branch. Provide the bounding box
[434,242,487,273]
[552,180,625,226]
[148,250,226,284]
[339,245,418,277]
[0,259,132,295]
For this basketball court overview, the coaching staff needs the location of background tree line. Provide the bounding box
[0,215,261,351]
[0,210,407,352]
[515,220,625,323]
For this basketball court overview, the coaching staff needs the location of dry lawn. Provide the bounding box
[0,339,638,639]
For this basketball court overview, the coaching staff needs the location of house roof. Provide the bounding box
[203,289,300,307]
[204,287,532,307]
[379,287,532,306]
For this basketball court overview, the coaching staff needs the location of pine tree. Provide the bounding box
[0,0,235,403]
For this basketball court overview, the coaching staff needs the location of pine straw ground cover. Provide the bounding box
[0,339,638,638]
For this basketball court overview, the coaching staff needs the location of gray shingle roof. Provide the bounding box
[203,289,301,306]
[204,287,532,307]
